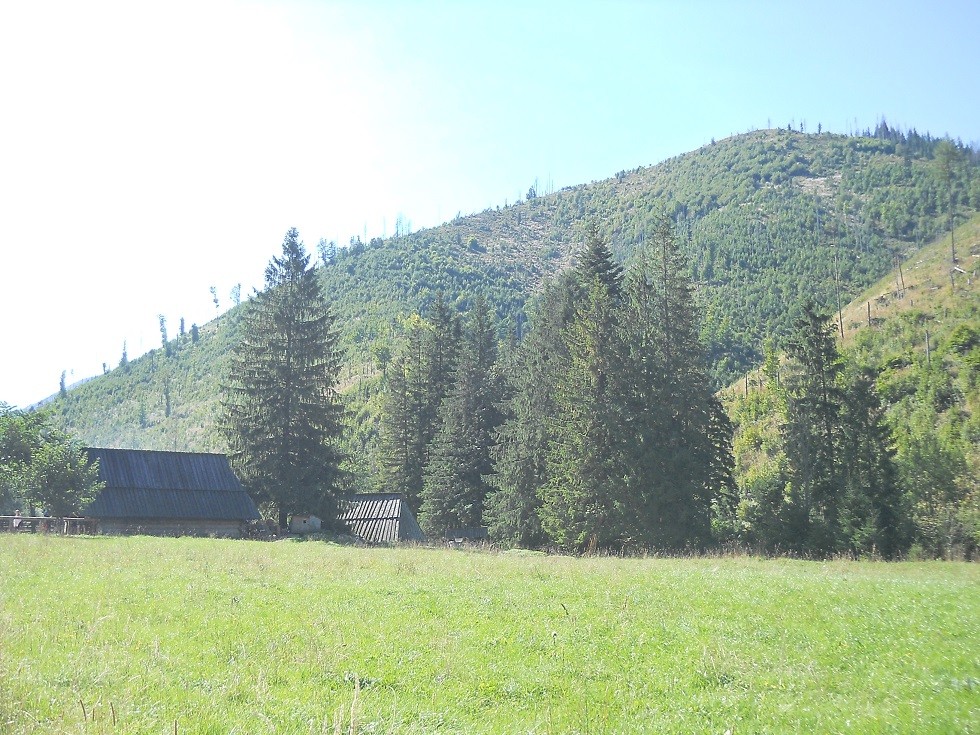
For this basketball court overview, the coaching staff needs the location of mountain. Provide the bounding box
[46,127,979,461]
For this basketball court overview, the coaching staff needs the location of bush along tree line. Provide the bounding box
[0,404,103,517]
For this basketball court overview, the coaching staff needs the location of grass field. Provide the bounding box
[1,536,977,734]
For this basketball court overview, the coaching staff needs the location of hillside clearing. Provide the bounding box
[1,536,977,734]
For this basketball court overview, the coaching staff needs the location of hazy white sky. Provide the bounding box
[2,0,978,409]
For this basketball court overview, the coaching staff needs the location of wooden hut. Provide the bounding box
[83,448,260,537]
[338,493,425,543]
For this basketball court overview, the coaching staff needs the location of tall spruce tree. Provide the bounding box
[619,219,733,548]
[540,282,626,550]
[538,227,626,551]
[419,295,502,535]
[223,228,346,529]
[378,316,430,510]
[489,220,733,552]
[425,293,462,415]
[377,301,461,513]
[485,342,548,546]
[840,366,907,557]
[783,302,846,552]
[486,274,578,547]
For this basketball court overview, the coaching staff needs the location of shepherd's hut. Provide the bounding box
[83,448,260,537]
[338,493,424,543]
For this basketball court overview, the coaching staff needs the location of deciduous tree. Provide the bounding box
[0,404,103,516]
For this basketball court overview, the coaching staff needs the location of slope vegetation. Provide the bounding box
[48,128,979,453]
[723,214,980,556]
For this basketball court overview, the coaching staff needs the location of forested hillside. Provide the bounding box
[722,214,980,558]
[47,126,979,471]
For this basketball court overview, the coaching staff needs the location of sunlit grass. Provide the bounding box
[1,535,977,733]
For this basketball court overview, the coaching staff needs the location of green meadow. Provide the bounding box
[1,536,977,734]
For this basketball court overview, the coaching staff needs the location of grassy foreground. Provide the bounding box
[0,537,977,734]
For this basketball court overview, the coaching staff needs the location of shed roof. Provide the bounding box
[338,493,424,543]
[83,448,260,521]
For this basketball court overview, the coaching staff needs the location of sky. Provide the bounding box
[1,0,978,409]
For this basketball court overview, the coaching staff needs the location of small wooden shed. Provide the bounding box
[338,493,425,543]
[83,448,260,537]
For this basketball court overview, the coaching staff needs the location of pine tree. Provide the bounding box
[222,228,346,529]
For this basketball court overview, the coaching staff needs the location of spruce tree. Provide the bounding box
[486,274,578,547]
[619,219,732,549]
[378,316,430,510]
[223,228,346,529]
[897,404,969,557]
[419,295,502,535]
[539,228,626,551]
[485,342,548,546]
[378,296,464,516]
[783,302,846,552]
[934,140,961,265]
[539,280,626,550]
[489,220,734,552]
[422,293,462,451]
[578,219,623,295]
[840,366,907,557]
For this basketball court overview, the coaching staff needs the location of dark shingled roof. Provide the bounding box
[83,448,260,521]
[339,493,424,543]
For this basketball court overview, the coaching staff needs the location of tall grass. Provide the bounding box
[1,535,977,733]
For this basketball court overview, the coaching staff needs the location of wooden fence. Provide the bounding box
[0,516,98,534]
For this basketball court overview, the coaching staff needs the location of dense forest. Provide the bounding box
[22,125,980,555]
